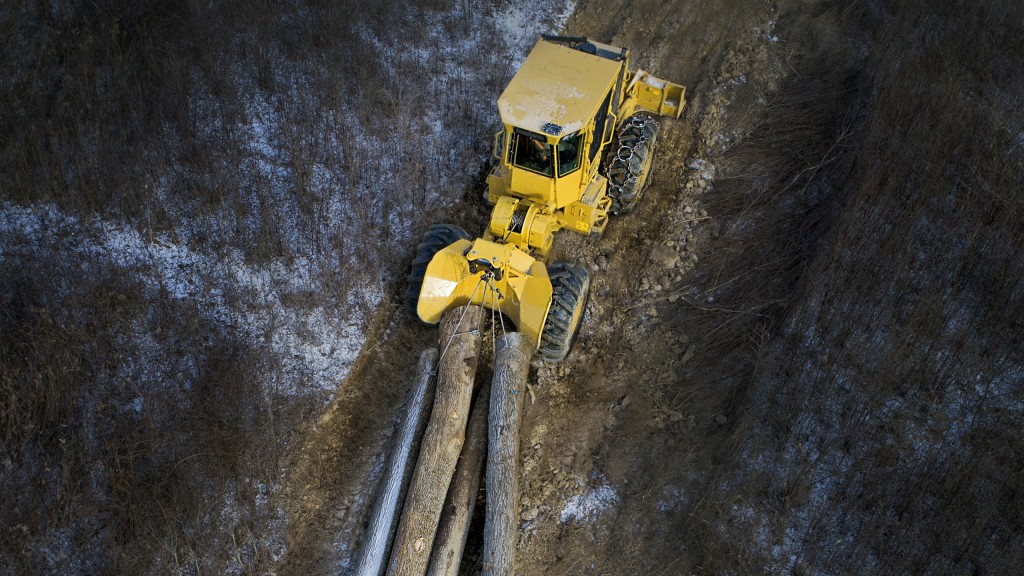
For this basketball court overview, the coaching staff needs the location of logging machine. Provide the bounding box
[407,35,685,362]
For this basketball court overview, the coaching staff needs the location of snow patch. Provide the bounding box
[1,201,376,397]
[656,484,686,512]
[495,0,575,54]
[560,481,620,524]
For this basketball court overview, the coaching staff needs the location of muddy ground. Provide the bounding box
[276,1,799,573]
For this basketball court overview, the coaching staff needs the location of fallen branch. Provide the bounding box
[426,382,491,576]
[354,348,438,576]
[387,306,484,576]
[481,333,531,576]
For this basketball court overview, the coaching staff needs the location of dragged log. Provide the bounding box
[426,383,490,576]
[387,306,484,576]
[481,333,532,576]
[354,348,439,576]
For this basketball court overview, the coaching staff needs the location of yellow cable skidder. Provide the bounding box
[407,35,685,362]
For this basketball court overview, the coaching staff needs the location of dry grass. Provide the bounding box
[0,248,290,574]
[0,0,532,572]
[7,0,1021,573]
[659,0,1024,573]
[0,0,532,569]
[1,0,506,281]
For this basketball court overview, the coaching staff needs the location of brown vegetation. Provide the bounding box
[0,250,288,574]
[3,0,1022,574]
[667,0,1024,572]
[0,0,539,573]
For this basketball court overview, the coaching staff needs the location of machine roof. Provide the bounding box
[497,39,623,138]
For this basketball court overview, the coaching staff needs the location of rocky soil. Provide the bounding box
[274,1,815,574]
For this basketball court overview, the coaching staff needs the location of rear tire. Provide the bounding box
[603,114,660,215]
[537,262,591,363]
[406,224,471,315]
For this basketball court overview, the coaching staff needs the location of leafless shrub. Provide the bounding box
[661,0,1024,573]
[2,0,534,571]
[0,246,294,574]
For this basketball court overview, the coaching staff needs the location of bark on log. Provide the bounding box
[354,348,439,576]
[425,383,490,576]
[387,306,484,576]
[481,333,532,576]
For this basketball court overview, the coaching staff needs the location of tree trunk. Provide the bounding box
[426,382,490,576]
[354,348,439,576]
[481,333,531,576]
[387,306,484,576]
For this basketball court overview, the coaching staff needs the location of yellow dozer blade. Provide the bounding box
[624,70,686,119]
[416,237,553,348]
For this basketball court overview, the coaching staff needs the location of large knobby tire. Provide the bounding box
[537,262,591,363]
[406,224,471,315]
[602,114,660,215]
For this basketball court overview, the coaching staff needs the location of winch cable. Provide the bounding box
[435,274,485,372]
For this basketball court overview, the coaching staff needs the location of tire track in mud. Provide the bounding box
[274,1,788,573]
[513,1,788,573]
[274,300,438,575]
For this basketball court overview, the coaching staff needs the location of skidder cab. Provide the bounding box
[408,35,685,362]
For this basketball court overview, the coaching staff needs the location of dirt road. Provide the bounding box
[276,1,790,573]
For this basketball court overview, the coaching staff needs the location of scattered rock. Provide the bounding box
[680,344,696,365]
[596,254,609,270]
[650,244,679,269]
[615,394,631,410]
[715,414,728,426]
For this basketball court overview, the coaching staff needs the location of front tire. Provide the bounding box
[406,224,471,315]
[537,262,591,363]
[603,114,660,215]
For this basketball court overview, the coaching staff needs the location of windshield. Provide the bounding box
[510,130,584,178]
[510,131,553,175]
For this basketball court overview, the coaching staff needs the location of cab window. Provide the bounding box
[589,89,612,162]
[556,132,583,177]
[510,131,553,176]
